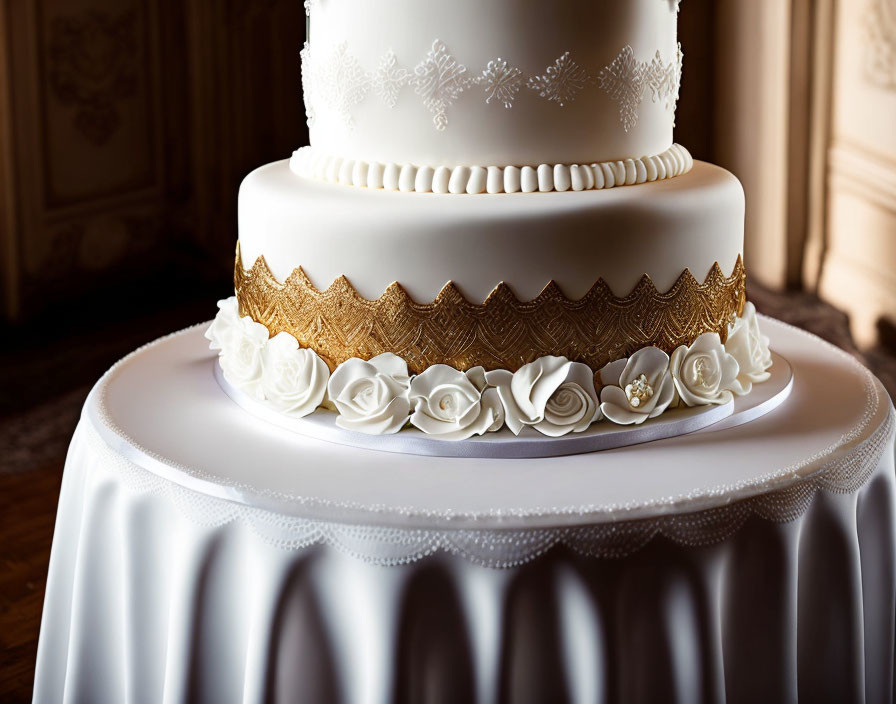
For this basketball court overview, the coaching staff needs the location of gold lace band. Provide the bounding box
[235,244,746,374]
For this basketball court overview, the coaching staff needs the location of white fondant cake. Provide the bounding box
[303,0,682,168]
[209,0,772,443]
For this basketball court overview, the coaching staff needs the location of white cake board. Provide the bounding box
[213,353,792,459]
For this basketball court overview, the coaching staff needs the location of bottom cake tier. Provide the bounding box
[235,159,747,374]
[219,156,765,441]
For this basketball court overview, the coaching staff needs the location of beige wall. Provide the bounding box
[819,0,896,346]
[714,0,793,290]
[714,0,896,348]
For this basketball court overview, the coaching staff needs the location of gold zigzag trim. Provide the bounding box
[235,244,746,374]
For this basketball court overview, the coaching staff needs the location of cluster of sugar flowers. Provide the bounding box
[207,298,772,439]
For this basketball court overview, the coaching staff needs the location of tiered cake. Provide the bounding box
[208,0,773,442]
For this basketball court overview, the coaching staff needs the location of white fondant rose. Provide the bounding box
[218,314,271,400]
[726,302,773,395]
[261,332,329,417]
[486,356,600,437]
[327,353,411,434]
[599,346,675,425]
[205,297,240,351]
[670,333,739,406]
[409,365,504,440]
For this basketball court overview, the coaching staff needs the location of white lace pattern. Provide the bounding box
[81,408,894,568]
[301,40,683,132]
[598,44,683,131]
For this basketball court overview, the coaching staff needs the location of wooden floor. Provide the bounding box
[0,291,215,703]
[0,462,63,703]
[0,285,892,702]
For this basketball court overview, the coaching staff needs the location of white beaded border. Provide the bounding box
[289,143,694,194]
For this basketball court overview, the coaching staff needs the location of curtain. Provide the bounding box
[702,0,896,348]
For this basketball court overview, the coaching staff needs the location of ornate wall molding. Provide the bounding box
[47,9,138,146]
[864,0,896,90]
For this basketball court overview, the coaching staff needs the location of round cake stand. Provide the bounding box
[33,316,896,704]
[91,317,888,529]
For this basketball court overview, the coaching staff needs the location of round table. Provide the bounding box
[33,317,895,704]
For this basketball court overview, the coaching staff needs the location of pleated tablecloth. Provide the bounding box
[33,318,896,704]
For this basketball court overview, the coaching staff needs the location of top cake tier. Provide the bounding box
[302,0,682,169]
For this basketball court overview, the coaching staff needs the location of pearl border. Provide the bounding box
[289,143,694,194]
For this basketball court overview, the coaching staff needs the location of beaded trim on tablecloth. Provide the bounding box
[80,405,894,567]
[83,320,895,567]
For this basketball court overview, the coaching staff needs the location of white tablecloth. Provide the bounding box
[34,318,896,704]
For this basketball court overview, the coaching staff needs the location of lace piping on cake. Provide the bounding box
[234,245,746,374]
[82,323,894,567]
[289,143,694,194]
[301,40,682,132]
[598,44,684,132]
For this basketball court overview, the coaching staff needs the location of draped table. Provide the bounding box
[34,317,895,704]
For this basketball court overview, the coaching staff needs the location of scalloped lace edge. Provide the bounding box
[289,143,693,195]
[81,402,894,568]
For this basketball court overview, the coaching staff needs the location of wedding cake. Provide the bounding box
[207,0,773,443]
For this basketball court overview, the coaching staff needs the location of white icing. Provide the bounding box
[598,44,683,132]
[261,333,330,418]
[485,357,600,437]
[525,51,593,107]
[481,58,524,108]
[409,365,504,440]
[326,353,411,435]
[205,300,330,414]
[207,301,771,439]
[599,347,676,425]
[371,49,409,109]
[669,332,739,407]
[410,40,472,131]
[315,42,369,129]
[726,302,774,395]
[289,143,694,195]
[239,159,743,302]
[214,311,271,401]
[205,297,240,353]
